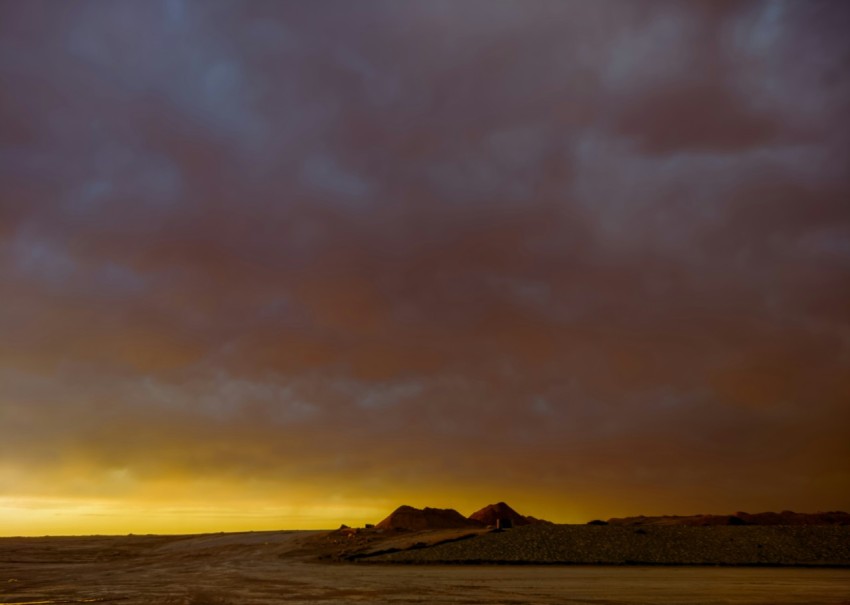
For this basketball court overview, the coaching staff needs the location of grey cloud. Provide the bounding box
[1,0,848,517]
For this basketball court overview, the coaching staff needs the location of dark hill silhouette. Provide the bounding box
[469,502,542,527]
[375,502,551,530]
[735,511,850,525]
[376,505,484,530]
[606,511,850,526]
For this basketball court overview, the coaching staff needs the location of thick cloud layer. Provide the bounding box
[2,0,849,531]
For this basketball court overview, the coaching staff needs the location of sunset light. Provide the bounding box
[2,0,848,540]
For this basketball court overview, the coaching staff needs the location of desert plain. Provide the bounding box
[2,523,850,605]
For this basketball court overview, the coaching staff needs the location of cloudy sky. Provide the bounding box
[2,0,849,535]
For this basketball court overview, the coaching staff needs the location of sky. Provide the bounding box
[1,0,849,536]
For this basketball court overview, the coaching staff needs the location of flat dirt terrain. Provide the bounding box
[2,528,850,604]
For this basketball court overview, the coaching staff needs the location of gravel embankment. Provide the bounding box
[363,524,850,566]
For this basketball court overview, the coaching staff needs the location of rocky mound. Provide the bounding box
[606,511,850,526]
[469,502,533,527]
[376,505,484,531]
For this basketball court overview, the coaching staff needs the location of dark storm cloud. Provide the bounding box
[1,0,849,517]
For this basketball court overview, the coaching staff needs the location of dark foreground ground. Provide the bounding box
[363,524,850,565]
[1,527,849,604]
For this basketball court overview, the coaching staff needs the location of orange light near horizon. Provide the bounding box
[0,496,391,537]
[0,480,601,537]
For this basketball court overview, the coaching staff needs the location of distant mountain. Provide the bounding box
[469,501,549,527]
[605,511,850,526]
[376,505,484,530]
[374,502,550,530]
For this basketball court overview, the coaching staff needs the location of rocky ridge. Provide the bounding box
[375,502,548,531]
[375,505,483,531]
[605,511,850,526]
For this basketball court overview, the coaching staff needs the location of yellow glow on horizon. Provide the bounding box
[0,472,598,536]
[1,463,709,537]
[0,496,392,537]
[0,458,597,536]
[0,489,603,537]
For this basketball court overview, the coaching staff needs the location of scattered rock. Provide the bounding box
[364,524,850,566]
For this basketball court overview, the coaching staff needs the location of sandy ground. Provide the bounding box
[2,530,850,604]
